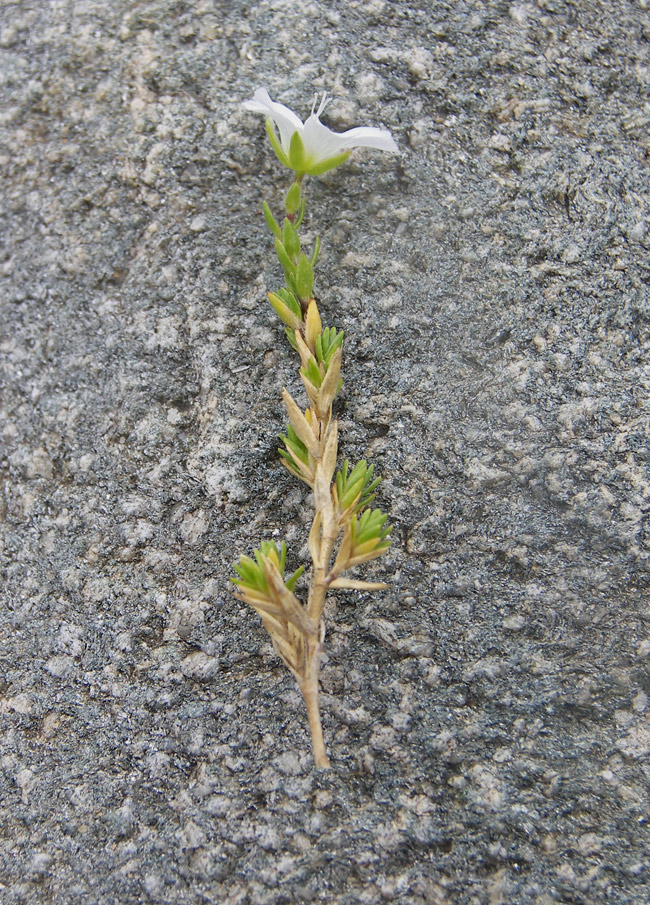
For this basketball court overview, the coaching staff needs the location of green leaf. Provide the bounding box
[233,560,258,588]
[311,235,321,267]
[294,197,307,229]
[356,477,380,513]
[265,119,291,168]
[279,448,301,475]
[347,460,368,483]
[280,427,309,464]
[258,540,286,573]
[354,493,376,513]
[233,555,268,593]
[278,289,302,319]
[274,237,294,275]
[285,327,298,351]
[233,541,304,598]
[336,460,382,515]
[285,182,301,215]
[263,201,282,239]
[280,437,307,465]
[286,425,303,445]
[340,477,366,510]
[355,509,390,546]
[335,459,348,501]
[286,565,305,592]
[295,253,314,303]
[283,219,300,259]
[268,292,301,328]
[301,357,323,388]
[315,327,344,370]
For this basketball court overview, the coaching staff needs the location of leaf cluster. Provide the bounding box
[233,540,304,597]
[264,195,319,311]
[279,423,313,483]
[332,507,392,575]
[334,459,380,517]
[300,326,343,388]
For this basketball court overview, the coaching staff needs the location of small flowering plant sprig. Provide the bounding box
[234,88,397,768]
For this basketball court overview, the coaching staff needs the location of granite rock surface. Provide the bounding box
[1,1,649,903]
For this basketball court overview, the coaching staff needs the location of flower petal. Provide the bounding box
[243,88,302,154]
[302,115,398,164]
[301,115,348,162]
[327,125,399,154]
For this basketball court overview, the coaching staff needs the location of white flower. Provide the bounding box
[243,87,398,175]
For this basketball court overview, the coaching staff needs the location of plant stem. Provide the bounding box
[308,525,337,619]
[286,173,337,768]
[300,669,330,769]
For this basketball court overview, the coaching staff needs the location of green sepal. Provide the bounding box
[295,253,314,303]
[283,219,301,259]
[265,119,291,168]
[306,150,350,177]
[263,201,282,239]
[288,130,306,173]
[285,182,301,215]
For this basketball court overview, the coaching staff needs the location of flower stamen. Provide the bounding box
[316,92,329,118]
